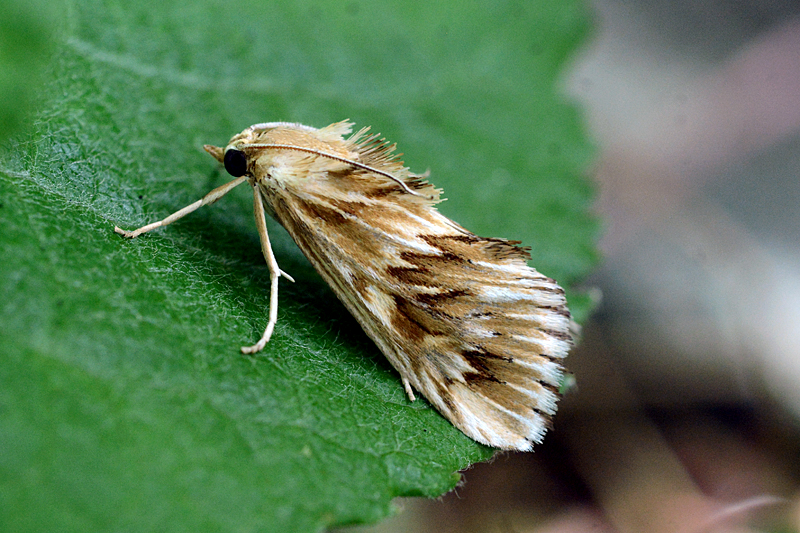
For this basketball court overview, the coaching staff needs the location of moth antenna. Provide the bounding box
[246,122,319,134]
[241,143,434,200]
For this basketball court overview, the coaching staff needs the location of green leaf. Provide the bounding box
[0,1,596,532]
[0,0,61,141]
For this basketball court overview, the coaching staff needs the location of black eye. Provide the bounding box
[223,149,248,177]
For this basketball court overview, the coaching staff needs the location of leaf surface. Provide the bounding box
[0,1,596,531]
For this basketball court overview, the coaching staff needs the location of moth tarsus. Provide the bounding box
[115,120,572,451]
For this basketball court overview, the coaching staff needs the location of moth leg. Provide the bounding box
[115,176,248,238]
[402,377,416,402]
[241,186,282,355]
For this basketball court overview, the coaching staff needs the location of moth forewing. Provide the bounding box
[115,120,572,451]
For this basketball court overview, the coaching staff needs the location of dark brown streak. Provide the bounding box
[485,239,525,251]
[464,372,503,386]
[324,172,404,199]
[328,199,366,219]
[324,168,354,182]
[461,347,510,386]
[541,382,561,396]
[535,305,572,318]
[462,347,514,363]
[342,169,405,197]
[537,352,560,363]
[413,289,470,306]
[541,328,572,342]
[531,407,550,417]
[299,200,349,225]
[479,237,530,260]
[349,272,370,298]
[423,234,479,245]
[463,347,563,395]
[400,250,464,265]
[437,390,457,413]
[422,233,532,261]
[386,265,431,285]
[364,186,399,198]
[391,294,446,340]
[528,285,566,296]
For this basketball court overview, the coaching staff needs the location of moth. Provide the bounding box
[115,120,572,451]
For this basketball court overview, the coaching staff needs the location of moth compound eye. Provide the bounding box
[224,148,248,177]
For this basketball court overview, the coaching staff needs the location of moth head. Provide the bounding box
[204,122,355,182]
[202,142,251,178]
[205,124,305,178]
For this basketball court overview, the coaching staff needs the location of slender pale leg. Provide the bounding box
[114,176,248,238]
[241,186,285,354]
[115,175,293,354]
[402,377,416,402]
